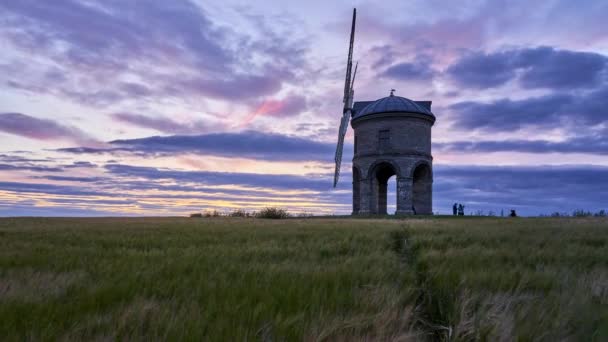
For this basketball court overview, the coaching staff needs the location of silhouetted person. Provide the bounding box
[510,209,517,217]
[458,204,465,216]
[412,205,417,215]
[453,203,458,216]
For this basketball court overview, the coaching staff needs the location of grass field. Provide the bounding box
[0,217,607,341]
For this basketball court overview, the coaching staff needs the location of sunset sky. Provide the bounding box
[1,0,607,216]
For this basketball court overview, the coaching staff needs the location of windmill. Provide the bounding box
[333,8,357,188]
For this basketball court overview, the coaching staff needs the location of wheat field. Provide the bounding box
[0,217,606,341]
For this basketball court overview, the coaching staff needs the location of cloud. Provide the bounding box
[111,112,210,134]
[0,0,310,107]
[447,46,607,89]
[33,175,105,183]
[435,134,608,155]
[0,163,63,173]
[380,61,436,81]
[243,94,308,124]
[449,84,608,131]
[57,131,343,162]
[434,165,608,216]
[0,181,106,197]
[0,113,97,145]
[2,163,607,217]
[63,161,97,168]
[104,164,333,192]
[446,50,516,88]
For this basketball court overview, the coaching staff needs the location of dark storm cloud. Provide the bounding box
[0,0,309,106]
[447,46,608,89]
[380,61,436,81]
[111,113,210,134]
[433,165,608,216]
[57,131,343,162]
[449,84,608,131]
[0,112,95,144]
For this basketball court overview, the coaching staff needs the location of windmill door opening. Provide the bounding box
[373,162,397,215]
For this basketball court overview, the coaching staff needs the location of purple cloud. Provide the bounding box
[106,131,338,162]
[0,164,63,173]
[380,61,436,81]
[446,50,516,88]
[104,164,334,192]
[447,46,607,89]
[2,164,608,216]
[111,113,210,134]
[449,83,608,131]
[243,94,308,124]
[434,165,608,216]
[436,133,608,155]
[56,130,349,162]
[0,0,310,107]
[0,113,96,145]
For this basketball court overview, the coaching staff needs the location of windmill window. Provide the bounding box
[379,129,390,149]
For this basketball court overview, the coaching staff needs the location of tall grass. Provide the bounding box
[0,217,606,340]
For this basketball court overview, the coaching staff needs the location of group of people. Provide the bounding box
[452,203,465,216]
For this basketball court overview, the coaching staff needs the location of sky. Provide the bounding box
[0,0,607,216]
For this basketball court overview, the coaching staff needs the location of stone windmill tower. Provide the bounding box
[333,9,436,215]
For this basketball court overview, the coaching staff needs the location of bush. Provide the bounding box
[573,209,593,217]
[297,212,314,218]
[229,209,249,217]
[203,210,222,218]
[189,213,203,218]
[255,207,289,219]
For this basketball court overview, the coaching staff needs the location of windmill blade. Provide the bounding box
[333,109,351,187]
[351,61,358,90]
[343,8,356,104]
[334,8,357,188]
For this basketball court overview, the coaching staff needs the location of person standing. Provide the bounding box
[458,204,465,216]
[453,203,458,216]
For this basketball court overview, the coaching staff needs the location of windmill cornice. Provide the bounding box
[351,111,436,127]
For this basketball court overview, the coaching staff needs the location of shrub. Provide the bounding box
[189,213,203,218]
[255,207,289,219]
[297,212,314,218]
[229,209,249,217]
[203,210,222,217]
[573,209,593,217]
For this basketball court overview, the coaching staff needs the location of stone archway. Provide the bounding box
[370,162,398,214]
[412,163,432,215]
[352,165,361,214]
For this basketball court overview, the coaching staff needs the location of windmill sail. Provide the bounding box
[333,8,356,188]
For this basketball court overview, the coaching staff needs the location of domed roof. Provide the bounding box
[352,94,434,120]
